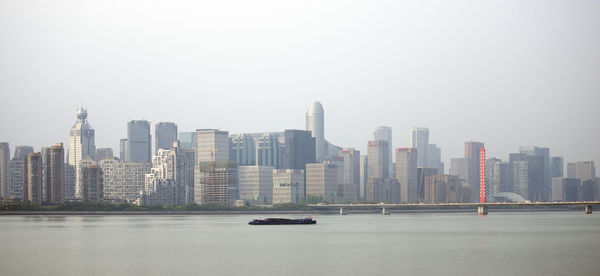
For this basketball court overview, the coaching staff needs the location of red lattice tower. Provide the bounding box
[480,147,486,203]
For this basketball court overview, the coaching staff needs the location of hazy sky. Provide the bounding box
[1,0,599,168]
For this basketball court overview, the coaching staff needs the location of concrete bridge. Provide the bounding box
[307,202,600,215]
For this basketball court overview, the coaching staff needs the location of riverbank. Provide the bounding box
[0,208,580,216]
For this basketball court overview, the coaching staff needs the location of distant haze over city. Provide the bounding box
[1,0,598,166]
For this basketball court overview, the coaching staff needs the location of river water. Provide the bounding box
[1,211,599,276]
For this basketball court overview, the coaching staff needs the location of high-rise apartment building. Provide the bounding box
[43,143,65,204]
[367,140,389,180]
[283,129,316,170]
[14,146,33,160]
[396,148,418,203]
[305,162,338,203]
[0,142,9,197]
[68,107,96,199]
[23,153,43,204]
[82,164,103,202]
[96,148,114,161]
[174,142,196,204]
[238,166,274,204]
[374,126,393,177]
[306,101,326,162]
[7,158,24,198]
[410,127,429,167]
[155,122,178,154]
[127,120,151,163]
[99,159,152,202]
[273,169,304,204]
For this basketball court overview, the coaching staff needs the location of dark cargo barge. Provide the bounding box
[249,217,316,225]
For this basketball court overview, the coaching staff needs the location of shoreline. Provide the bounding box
[0,208,581,216]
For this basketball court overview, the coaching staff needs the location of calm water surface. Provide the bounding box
[1,212,599,276]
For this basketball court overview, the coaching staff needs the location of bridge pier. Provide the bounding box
[382,208,390,215]
[585,205,592,214]
[340,208,347,215]
[477,205,488,215]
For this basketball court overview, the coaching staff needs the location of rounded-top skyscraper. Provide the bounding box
[306,101,326,162]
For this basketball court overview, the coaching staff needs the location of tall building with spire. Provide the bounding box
[306,101,326,162]
[68,107,96,199]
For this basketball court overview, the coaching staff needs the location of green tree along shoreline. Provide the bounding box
[0,202,582,212]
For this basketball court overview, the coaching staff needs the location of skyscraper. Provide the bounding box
[510,153,545,201]
[44,143,65,204]
[0,142,9,197]
[283,129,316,170]
[374,126,393,177]
[519,146,550,201]
[23,153,43,204]
[465,141,484,202]
[127,120,151,163]
[14,146,33,160]
[196,129,229,163]
[256,133,284,169]
[427,144,445,174]
[155,122,178,154]
[69,107,96,200]
[410,127,429,167]
[178,132,197,150]
[573,161,596,181]
[486,157,512,195]
[306,101,326,162]
[359,155,368,200]
[367,140,389,180]
[230,133,255,166]
[396,148,418,203]
[194,129,235,205]
[550,156,564,178]
[119,139,127,161]
[339,148,360,202]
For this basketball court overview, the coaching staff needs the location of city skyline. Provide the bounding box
[0,102,597,171]
[1,1,599,168]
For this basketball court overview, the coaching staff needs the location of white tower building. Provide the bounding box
[68,107,96,199]
[306,101,326,162]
